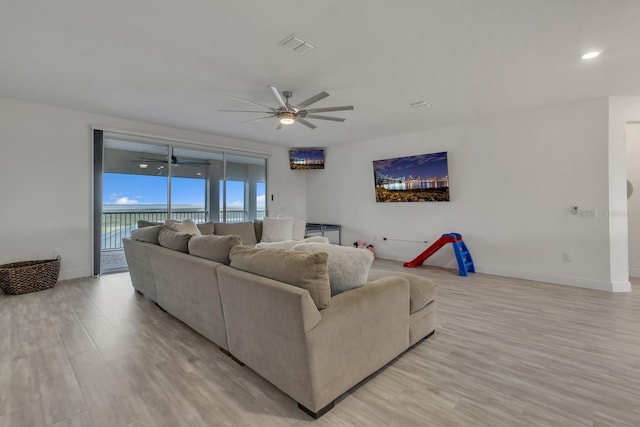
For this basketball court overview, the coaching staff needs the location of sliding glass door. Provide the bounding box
[222,154,267,222]
[94,134,267,274]
[101,139,169,273]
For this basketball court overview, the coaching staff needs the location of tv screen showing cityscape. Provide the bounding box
[289,148,325,170]
[373,151,449,202]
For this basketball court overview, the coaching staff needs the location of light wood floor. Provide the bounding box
[1,261,640,426]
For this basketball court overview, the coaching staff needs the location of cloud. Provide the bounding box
[115,197,139,205]
[226,200,244,209]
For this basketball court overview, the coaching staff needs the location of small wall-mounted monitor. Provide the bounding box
[289,148,325,170]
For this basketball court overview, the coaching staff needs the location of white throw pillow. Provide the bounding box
[256,236,329,250]
[292,218,307,240]
[261,217,294,242]
[294,242,375,295]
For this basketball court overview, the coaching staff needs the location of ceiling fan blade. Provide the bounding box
[218,109,274,114]
[179,160,210,165]
[225,95,275,112]
[296,91,329,109]
[296,118,317,130]
[241,116,274,125]
[268,86,287,108]
[304,105,354,113]
[305,114,346,122]
[133,158,166,163]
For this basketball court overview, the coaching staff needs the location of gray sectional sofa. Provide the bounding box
[123,220,436,418]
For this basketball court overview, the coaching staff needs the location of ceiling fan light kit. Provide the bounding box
[220,86,354,130]
[279,111,295,125]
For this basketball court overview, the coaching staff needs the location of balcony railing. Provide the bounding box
[101,210,265,250]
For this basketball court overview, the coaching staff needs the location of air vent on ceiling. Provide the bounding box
[410,100,433,109]
[279,33,316,55]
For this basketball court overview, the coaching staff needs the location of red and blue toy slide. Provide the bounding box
[403,233,475,276]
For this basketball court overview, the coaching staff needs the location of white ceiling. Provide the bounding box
[2,0,639,148]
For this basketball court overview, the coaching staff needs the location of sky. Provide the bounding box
[290,149,324,162]
[373,152,449,178]
[104,173,265,209]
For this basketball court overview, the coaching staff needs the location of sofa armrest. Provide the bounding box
[217,265,323,410]
[305,276,410,410]
[217,266,411,413]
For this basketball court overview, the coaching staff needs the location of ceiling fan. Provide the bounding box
[220,86,354,129]
[132,155,210,167]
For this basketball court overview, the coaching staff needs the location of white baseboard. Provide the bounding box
[59,267,92,281]
[629,267,640,278]
[471,264,628,292]
[377,255,632,292]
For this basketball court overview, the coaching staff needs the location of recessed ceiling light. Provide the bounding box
[139,163,148,169]
[581,50,602,60]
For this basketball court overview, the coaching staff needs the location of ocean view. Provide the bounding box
[103,203,206,212]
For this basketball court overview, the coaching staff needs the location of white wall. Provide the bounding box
[0,96,306,279]
[626,123,640,277]
[307,98,623,291]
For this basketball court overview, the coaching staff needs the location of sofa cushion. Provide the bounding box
[196,221,215,235]
[214,222,257,245]
[158,227,193,253]
[166,219,202,235]
[229,246,331,310]
[130,224,162,244]
[367,269,436,313]
[256,236,329,250]
[294,243,374,295]
[261,217,294,242]
[188,234,242,265]
[137,220,163,228]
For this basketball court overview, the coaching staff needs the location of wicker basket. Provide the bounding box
[0,257,60,295]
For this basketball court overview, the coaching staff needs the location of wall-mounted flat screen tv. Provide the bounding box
[289,148,325,170]
[373,151,449,202]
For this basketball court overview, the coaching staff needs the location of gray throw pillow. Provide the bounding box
[158,227,192,253]
[196,221,215,235]
[165,219,201,235]
[189,234,242,265]
[130,225,162,244]
[229,246,331,310]
[137,220,162,228]
[253,220,263,242]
